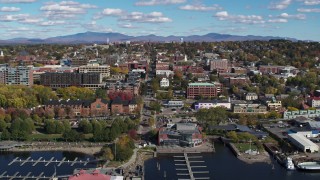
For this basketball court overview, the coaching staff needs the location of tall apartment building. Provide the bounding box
[187,82,220,99]
[0,64,33,86]
[210,59,228,73]
[79,64,110,79]
[40,72,103,89]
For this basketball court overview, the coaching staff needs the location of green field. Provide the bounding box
[234,143,258,153]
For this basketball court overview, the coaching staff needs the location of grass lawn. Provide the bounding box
[234,143,258,153]
[31,133,62,141]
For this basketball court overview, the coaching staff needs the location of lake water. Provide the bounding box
[0,151,97,179]
[144,143,320,180]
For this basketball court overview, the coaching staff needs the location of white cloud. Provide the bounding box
[278,13,306,19]
[121,11,172,23]
[179,4,222,11]
[269,0,292,10]
[82,22,113,33]
[268,18,288,23]
[214,11,265,24]
[39,20,65,26]
[0,13,29,21]
[102,8,124,16]
[298,8,320,12]
[135,0,186,6]
[40,1,96,20]
[0,6,20,12]
[303,0,320,5]
[119,23,137,28]
[0,0,36,3]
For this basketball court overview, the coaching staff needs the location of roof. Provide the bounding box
[188,82,214,86]
[176,123,197,131]
[69,170,111,180]
[307,121,320,129]
[288,133,319,148]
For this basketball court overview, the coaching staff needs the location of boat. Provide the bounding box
[296,161,320,171]
[285,157,295,170]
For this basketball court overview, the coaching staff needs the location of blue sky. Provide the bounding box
[0,0,319,40]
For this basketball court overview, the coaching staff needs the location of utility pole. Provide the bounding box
[114,142,117,161]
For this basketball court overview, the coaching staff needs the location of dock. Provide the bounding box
[174,153,210,180]
[7,156,89,167]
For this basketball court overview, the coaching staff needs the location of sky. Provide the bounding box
[0,0,319,41]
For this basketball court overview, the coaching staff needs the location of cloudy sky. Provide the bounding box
[0,0,319,40]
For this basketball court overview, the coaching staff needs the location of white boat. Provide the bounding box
[297,161,320,171]
[285,157,295,170]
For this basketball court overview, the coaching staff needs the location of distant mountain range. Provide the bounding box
[0,31,298,44]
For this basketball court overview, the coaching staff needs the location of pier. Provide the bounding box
[0,171,70,180]
[174,153,209,180]
[8,156,89,167]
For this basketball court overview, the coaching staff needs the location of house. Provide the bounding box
[308,97,320,108]
[245,93,258,101]
[160,78,170,88]
[163,100,184,108]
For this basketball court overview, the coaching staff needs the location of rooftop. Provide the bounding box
[188,82,214,86]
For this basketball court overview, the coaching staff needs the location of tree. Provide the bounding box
[1,129,11,140]
[113,135,134,161]
[45,120,56,134]
[100,147,114,161]
[0,119,7,132]
[79,120,93,134]
[148,117,155,128]
[226,131,238,143]
[63,129,82,142]
[149,101,161,112]
[95,88,106,99]
[195,107,228,128]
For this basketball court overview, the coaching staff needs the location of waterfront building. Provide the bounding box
[158,123,203,147]
[288,133,319,153]
[110,97,137,115]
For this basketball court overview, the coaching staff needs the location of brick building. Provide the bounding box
[0,64,33,86]
[110,97,138,114]
[187,82,220,99]
[43,98,109,117]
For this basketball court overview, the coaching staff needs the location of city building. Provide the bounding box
[40,72,103,89]
[162,100,184,108]
[266,100,282,111]
[158,123,203,147]
[187,82,220,99]
[283,109,320,119]
[105,82,140,96]
[68,169,123,180]
[160,78,170,88]
[233,104,267,114]
[194,100,231,110]
[0,64,33,86]
[209,59,228,73]
[156,70,174,77]
[229,77,250,85]
[79,64,110,79]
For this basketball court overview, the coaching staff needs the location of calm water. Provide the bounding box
[144,143,320,180]
[0,151,97,179]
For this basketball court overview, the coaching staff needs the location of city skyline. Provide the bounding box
[0,0,319,41]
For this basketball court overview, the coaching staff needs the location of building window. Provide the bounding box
[96,104,101,108]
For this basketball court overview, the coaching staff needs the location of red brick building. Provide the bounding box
[187,82,219,99]
[110,97,138,115]
[210,59,229,73]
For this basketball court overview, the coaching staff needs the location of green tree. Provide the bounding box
[226,131,239,143]
[0,119,7,132]
[63,129,82,142]
[0,129,11,140]
[79,120,93,134]
[45,120,56,134]
[195,107,228,128]
[100,147,114,161]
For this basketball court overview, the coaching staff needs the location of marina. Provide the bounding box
[8,156,90,167]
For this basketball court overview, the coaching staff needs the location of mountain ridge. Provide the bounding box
[0,31,298,44]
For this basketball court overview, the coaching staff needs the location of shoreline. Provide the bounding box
[7,146,102,156]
